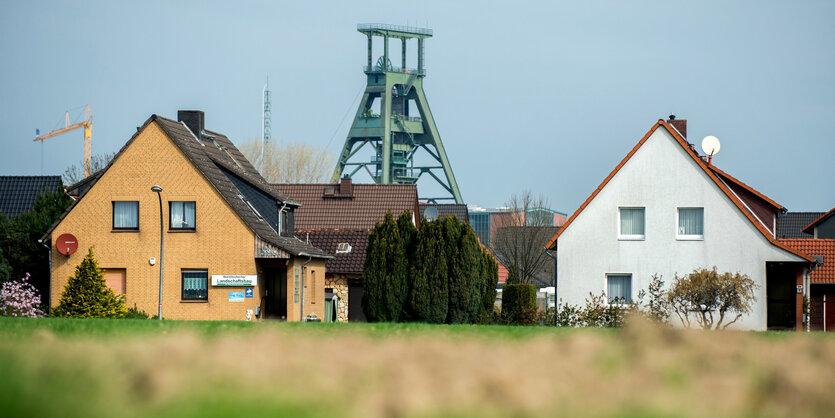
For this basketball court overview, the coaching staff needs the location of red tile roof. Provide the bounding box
[780,239,835,283]
[274,182,419,231]
[305,230,369,275]
[803,207,835,234]
[546,120,813,263]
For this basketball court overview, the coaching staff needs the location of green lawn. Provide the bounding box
[1,317,833,418]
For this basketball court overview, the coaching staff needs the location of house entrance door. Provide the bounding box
[264,267,287,319]
[766,262,797,330]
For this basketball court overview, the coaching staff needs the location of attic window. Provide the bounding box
[336,243,352,254]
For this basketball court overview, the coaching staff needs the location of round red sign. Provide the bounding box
[56,233,78,256]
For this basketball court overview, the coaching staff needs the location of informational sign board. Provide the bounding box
[228,291,245,302]
[245,288,253,298]
[212,275,256,287]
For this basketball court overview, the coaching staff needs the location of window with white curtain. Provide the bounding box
[112,201,139,230]
[677,207,704,239]
[170,201,196,230]
[618,207,645,239]
[182,270,208,300]
[607,274,632,304]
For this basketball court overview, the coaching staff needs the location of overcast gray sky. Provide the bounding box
[1,0,832,212]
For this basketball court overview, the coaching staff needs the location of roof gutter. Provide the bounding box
[38,238,52,314]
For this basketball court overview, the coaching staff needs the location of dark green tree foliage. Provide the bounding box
[396,211,417,263]
[362,212,408,322]
[460,226,483,323]
[502,283,536,325]
[0,190,72,296]
[442,216,469,324]
[481,248,499,321]
[52,247,127,318]
[408,218,448,323]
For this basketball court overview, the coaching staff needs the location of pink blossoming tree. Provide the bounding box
[0,272,45,317]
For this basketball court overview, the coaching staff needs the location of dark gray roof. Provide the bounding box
[44,114,328,259]
[419,203,469,224]
[777,212,822,239]
[0,176,63,218]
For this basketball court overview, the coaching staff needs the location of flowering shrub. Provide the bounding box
[0,273,45,317]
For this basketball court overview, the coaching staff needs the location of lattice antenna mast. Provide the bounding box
[262,78,272,144]
[331,24,463,204]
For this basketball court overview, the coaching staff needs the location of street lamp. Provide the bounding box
[151,185,164,320]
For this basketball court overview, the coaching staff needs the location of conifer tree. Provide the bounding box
[460,225,483,323]
[408,219,448,323]
[52,248,127,318]
[362,212,407,322]
[443,216,469,324]
[481,248,499,321]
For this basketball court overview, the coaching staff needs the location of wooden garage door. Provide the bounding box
[103,268,126,296]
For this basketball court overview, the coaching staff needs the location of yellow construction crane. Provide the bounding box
[33,104,93,177]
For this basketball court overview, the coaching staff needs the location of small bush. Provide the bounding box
[0,273,44,317]
[124,304,151,319]
[502,283,536,325]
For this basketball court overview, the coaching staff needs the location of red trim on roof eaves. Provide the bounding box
[803,207,835,234]
[546,119,814,263]
[707,165,783,211]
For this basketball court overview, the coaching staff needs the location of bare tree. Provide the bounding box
[492,190,556,285]
[239,138,334,183]
[62,152,116,185]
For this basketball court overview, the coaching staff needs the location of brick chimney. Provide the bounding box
[667,114,687,139]
[340,175,352,196]
[178,110,205,137]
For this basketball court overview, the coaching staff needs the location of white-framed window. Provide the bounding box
[607,274,632,304]
[677,207,704,240]
[618,207,645,240]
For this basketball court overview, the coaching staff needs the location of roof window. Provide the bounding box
[336,243,352,254]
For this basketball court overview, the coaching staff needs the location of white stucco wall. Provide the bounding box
[556,127,804,330]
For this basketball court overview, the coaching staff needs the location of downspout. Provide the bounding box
[38,239,51,315]
[544,245,557,326]
[278,202,288,235]
[299,253,313,321]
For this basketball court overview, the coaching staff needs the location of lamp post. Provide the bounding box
[151,185,164,320]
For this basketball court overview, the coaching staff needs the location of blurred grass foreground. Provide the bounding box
[1,317,835,418]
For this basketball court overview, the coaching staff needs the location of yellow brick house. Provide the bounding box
[43,111,331,321]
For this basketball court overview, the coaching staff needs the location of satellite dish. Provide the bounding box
[701,135,721,156]
[424,206,439,221]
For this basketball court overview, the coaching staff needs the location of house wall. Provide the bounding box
[325,274,350,322]
[285,257,327,321]
[556,127,805,330]
[51,121,259,320]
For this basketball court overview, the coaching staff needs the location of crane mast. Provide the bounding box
[33,104,93,177]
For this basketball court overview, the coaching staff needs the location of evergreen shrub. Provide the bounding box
[52,248,127,318]
[502,283,536,325]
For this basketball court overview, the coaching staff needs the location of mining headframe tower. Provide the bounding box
[331,24,463,204]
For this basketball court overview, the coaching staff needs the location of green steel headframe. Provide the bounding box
[331,23,463,204]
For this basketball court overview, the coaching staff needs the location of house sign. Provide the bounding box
[211,275,257,287]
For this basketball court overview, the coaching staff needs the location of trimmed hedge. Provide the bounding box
[502,283,536,325]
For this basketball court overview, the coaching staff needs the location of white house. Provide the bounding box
[547,118,814,330]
